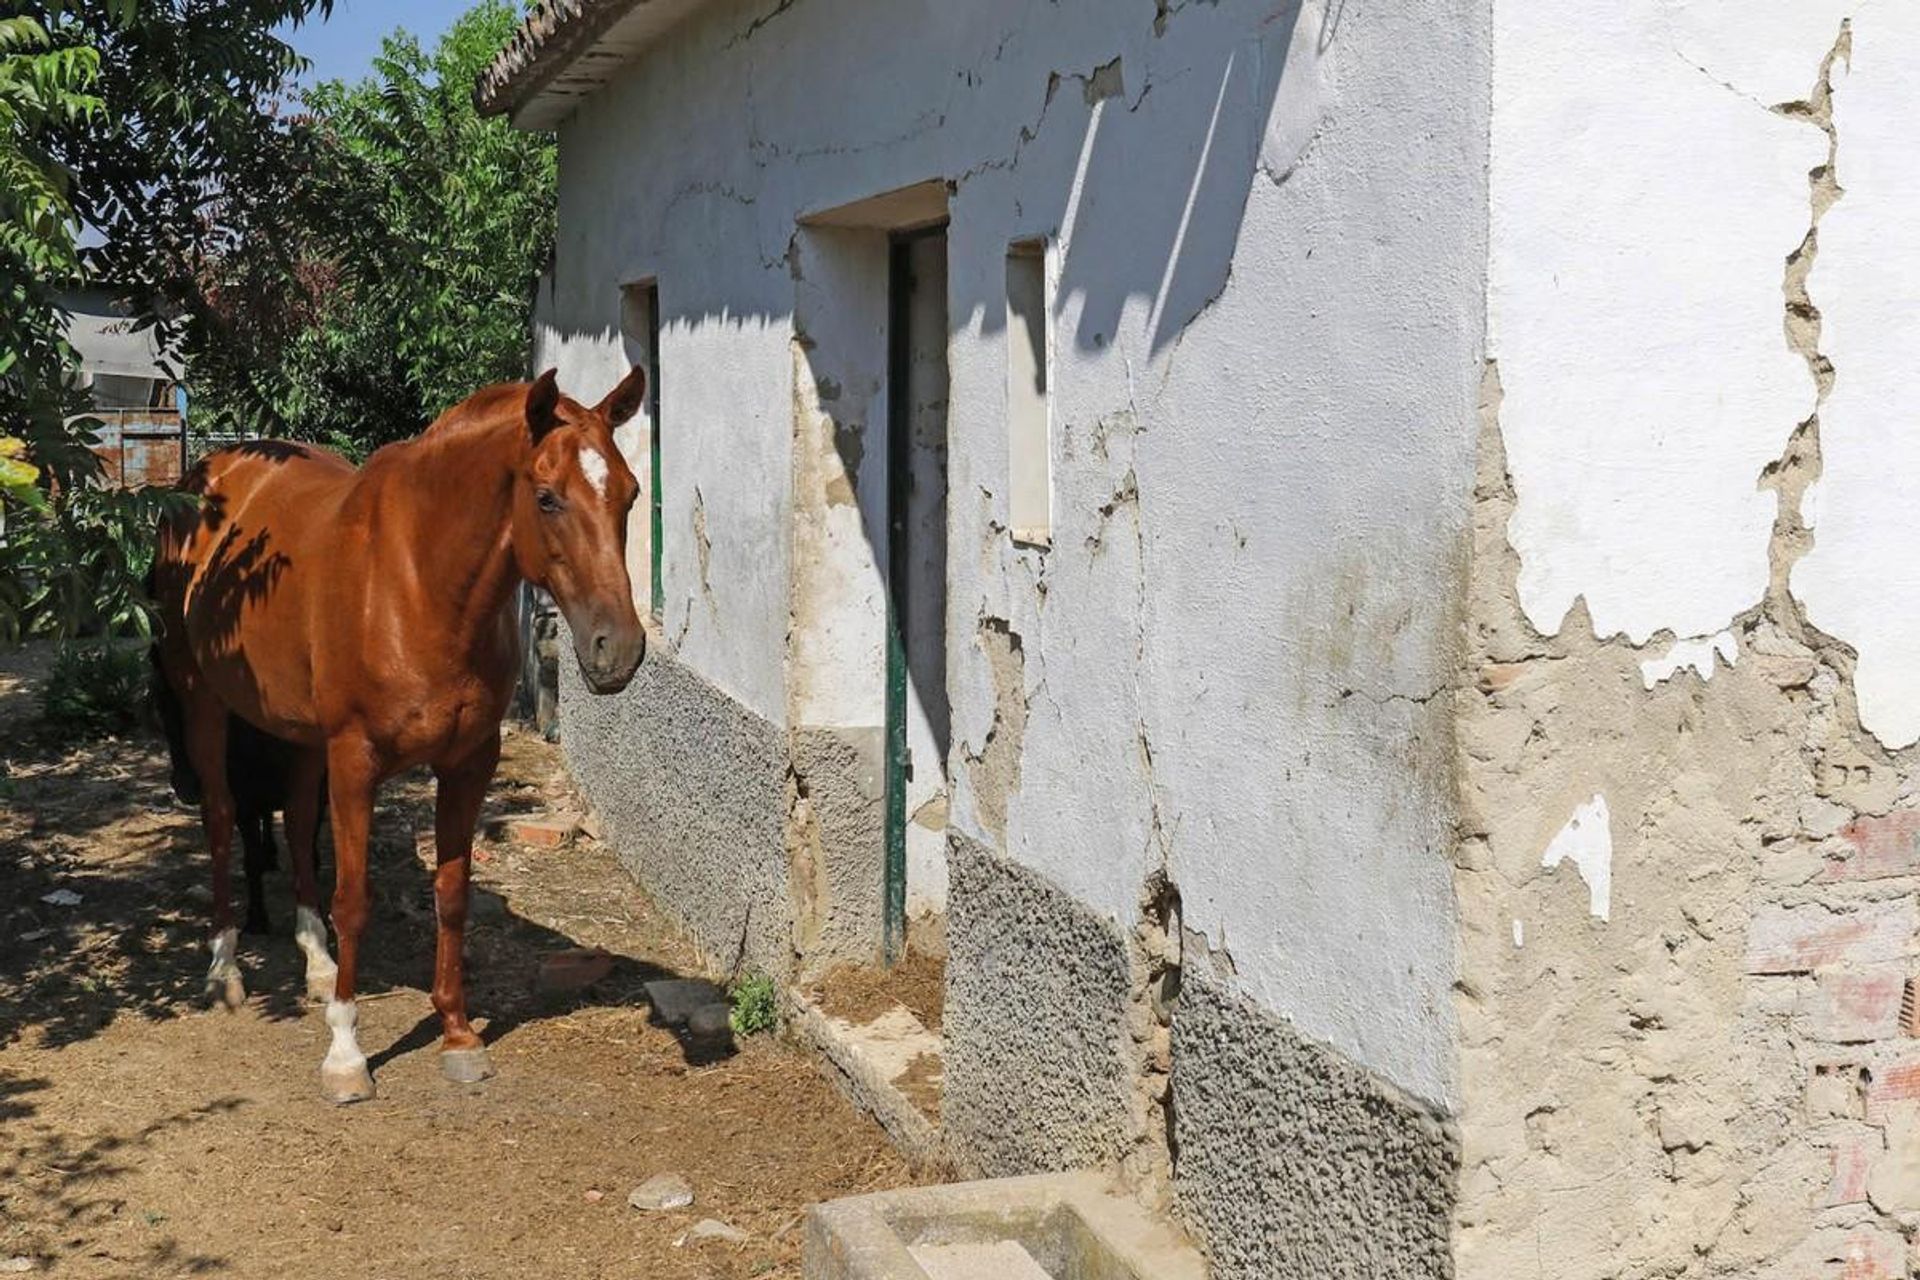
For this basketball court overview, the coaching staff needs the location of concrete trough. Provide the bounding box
[804,1173,1207,1280]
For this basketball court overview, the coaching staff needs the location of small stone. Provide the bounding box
[679,1218,750,1246]
[583,1189,604,1204]
[536,947,615,996]
[628,1172,694,1211]
[687,1002,733,1040]
[580,809,606,842]
[0,1258,32,1274]
[1476,662,1532,694]
[40,890,80,907]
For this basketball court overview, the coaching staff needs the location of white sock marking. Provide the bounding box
[579,443,610,499]
[323,999,366,1075]
[296,905,337,992]
[207,926,240,982]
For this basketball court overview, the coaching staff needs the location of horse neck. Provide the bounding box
[387,413,527,634]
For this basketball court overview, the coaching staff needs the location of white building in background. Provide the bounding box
[479,3,1920,1277]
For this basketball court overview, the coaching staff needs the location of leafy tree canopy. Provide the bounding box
[1,0,331,642]
[190,1,555,459]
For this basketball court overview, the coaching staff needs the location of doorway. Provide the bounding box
[886,226,950,962]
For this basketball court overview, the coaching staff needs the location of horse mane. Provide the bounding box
[419,381,533,440]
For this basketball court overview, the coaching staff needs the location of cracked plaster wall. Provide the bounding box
[538,4,1482,1273]
[543,0,1486,1117]
[1464,5,1920,1278]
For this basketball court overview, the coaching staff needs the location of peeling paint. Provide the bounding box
[692,485,715,611]
[1491,3,1831,645]
[1539,794,1612,922]
[1791,9,1920,749]
[1639,631,1739,689]
[962,616,1028,847]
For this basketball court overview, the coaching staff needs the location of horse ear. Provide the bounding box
[527,369,561,441]
[596,366,648,428]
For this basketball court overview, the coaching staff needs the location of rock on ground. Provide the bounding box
[629,1173,695,1212]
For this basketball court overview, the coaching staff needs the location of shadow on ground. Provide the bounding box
[0,657,708,1068]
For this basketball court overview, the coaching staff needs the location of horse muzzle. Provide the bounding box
[574,619,645,694]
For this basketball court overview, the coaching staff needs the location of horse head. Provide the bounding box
[511,367,649,694]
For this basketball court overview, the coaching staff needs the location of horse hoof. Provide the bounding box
[441,1047,494,1084]
[320,1063,376,1105]
[205,972,247,1011]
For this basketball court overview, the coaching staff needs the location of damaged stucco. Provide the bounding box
[1463,6,1920,1278]
[540,0,1482,1105]
[1493,0,1920,752]
[529,1,1484,1276]
[1791,5,1920,751]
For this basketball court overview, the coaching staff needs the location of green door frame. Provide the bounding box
[645,282,665,620]
[883,222,947,965]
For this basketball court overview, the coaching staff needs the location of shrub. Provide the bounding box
[729,973,778,1037]
[40,640,149,736]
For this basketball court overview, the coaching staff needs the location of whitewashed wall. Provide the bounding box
[1493,0,1920,749]
[543,0,1486,1109]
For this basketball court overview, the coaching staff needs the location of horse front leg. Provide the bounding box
[319,735,379,1104]
[281,746,335,1002]
[431,732,501,1085]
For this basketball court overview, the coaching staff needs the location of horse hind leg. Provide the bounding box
[240,809,273,936]
[280,747,336,1003]
[182,699,244,1010]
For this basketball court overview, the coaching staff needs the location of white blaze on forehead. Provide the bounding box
[578,443,611,500]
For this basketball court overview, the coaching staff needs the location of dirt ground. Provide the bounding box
[808,950,945,1034]
[0,644,915,1278]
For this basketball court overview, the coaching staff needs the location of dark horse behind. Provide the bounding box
[150,643,319,936]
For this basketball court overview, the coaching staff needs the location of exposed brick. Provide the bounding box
[1806,969,1906,1042]
[1827,1132,1878,1206]
[1747,900,1916,975]
[535,946,613,995]
[1866,1054,1920,1121]
[1840,1228,1904,1280]
[1476,662,1531,694]
[504,814,579,848]
[1820,812,1920,883]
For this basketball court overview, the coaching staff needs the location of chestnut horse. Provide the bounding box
[151,368,646,1102]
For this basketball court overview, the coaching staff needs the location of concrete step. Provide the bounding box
[909,1240,1053,1280]
[787,991,946,1167]
[804,1172,1208,1280]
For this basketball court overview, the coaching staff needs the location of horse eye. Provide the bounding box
[537,489,563,515]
